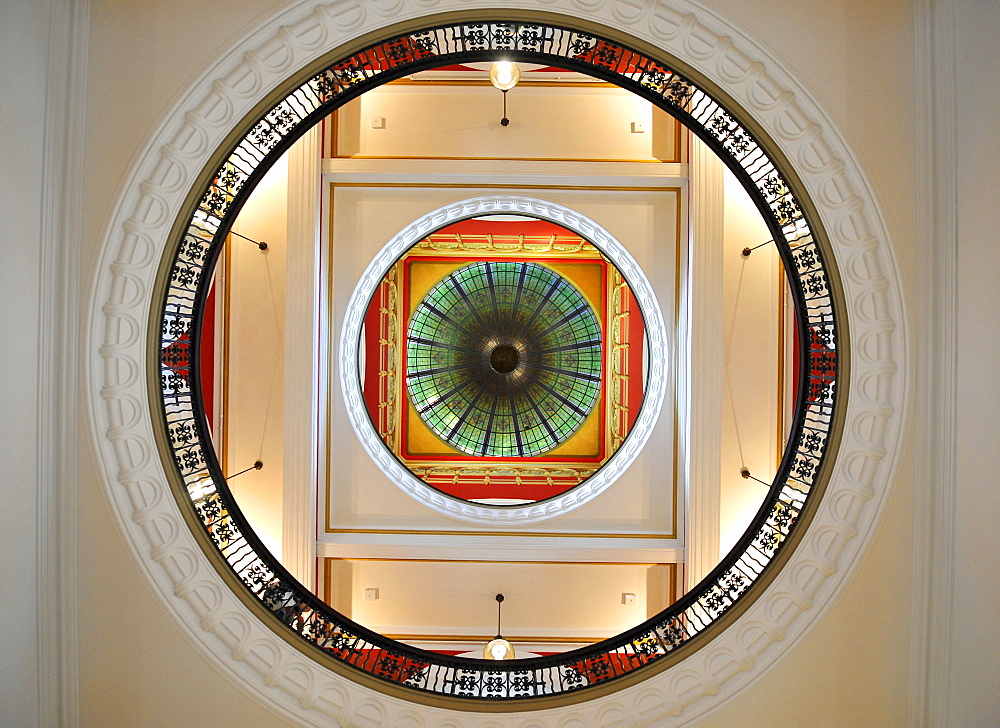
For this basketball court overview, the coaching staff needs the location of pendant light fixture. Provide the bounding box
[483,593,515,660]
[489,61,521,127]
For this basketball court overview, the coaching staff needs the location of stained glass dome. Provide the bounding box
[405,261,602,457]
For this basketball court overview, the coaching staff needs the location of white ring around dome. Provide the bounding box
[339,195,669,525]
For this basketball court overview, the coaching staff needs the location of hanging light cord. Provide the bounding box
[741,238,772,257]
[255,251,285,462]
[501,90,510,127]
[740,467,771,487]
[222,229,280,468]
[230,230,268,251]
[724,257,749,470]
[226,460,263,479]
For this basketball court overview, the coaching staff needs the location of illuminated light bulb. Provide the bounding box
[483,637,515,660]
[489,61,521,91]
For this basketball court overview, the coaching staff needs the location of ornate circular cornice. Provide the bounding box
[341,197,667,523]
[88,1,906,724]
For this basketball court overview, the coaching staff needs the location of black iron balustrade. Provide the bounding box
[157,20,839,701]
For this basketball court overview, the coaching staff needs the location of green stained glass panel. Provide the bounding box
[405,261,602,457]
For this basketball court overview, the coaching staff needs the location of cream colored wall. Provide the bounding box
[695,472,917,727]
[337,83,674,161]
[695,0,921,723]
[76,1,296,725]
[78,0,916,725]
[718,168,781,556]
[224,154,289,560]
[348,561,651,642]
[76,479,297,727]
[6,0,997,725]
[703,4,1000,723]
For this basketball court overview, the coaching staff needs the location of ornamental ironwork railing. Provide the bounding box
[158,20,838,701]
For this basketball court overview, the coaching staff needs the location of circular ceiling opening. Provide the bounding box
[142,17,851,708]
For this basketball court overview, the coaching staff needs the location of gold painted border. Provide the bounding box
[383,634,605,645]
[389,79,622,88]
[339,155,668,164]
[777,260,788,468]
[220,234,232,477]
[323,527,677,539]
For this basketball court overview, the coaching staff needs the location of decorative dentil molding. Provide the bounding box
[88,0,906,724]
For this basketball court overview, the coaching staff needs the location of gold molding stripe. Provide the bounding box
[383,634,605,645]
[220,235,232,477]
[324,557,674,566]
[322,527,676,539]
[326,183,684,193]
[672,188,682,540]
[777,261,788,468]
[330,109,338,158]
[387,79,621,89]
[337,155,667,164]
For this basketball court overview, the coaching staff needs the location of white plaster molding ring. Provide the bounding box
[87,1,905,725]
[147,17,842,705]
[340,195,669,525]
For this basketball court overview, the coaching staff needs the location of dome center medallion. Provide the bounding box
[490,344,519,374]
